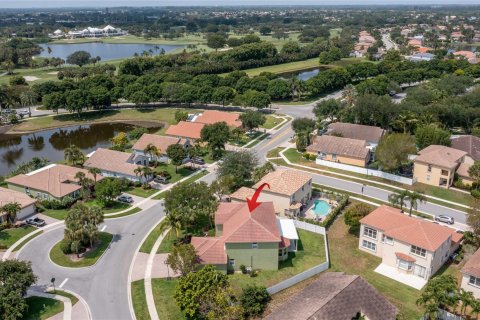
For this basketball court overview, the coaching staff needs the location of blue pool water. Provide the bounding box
[312,199,331,216]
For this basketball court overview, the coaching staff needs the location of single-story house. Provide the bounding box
[408,52,436,62]
[165,121,205,141]
[359,205,462,288]
[194,110,242,128]
[191,202,299,273]
[326,122,385,147]
[265,272,398,320]
[229,169,312,216]
[6,164,102,201]
[132,134,191,163]
[461,248,480,299]
[408,38,422,47]
[413,145,471,188]
[84,148,153,183]
[454,50,477,64]
[0,187,37,222]
[307,135,371,167]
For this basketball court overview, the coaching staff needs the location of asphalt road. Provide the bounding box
[18,203,165,320]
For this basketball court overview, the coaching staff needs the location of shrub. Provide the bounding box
[344,203,373,235]
[471,189,480,199]
[454,179,471,190]
[60,239,73,254]
[240,285,270,318]
[240,264,247,274]
[157,170,172,179]
[250,269,258,277]
[128,127,148,140]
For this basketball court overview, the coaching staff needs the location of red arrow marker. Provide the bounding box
[246,183,270,212]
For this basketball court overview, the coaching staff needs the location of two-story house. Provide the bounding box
[191,202,299,273]
[6,164,103,201]
[461,248,480,299]
[229,169,312,216]
[359,205,462,289]
[413,145,471,188]
[132,133,191,163]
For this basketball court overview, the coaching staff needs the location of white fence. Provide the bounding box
[267,220,330,295]
[315,159,414,185]
[435,309,464,320]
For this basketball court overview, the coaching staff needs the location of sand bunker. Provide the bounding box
[24,76,40,82]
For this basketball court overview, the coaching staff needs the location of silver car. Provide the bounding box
[435,215,454,225]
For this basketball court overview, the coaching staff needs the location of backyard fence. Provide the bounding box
[315,159,414,185]
[267,220,330,295]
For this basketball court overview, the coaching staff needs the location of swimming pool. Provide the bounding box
[312,199,331,216]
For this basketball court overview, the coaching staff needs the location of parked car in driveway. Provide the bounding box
[435,215,454,225]
[117,195,134,203]
[154,176,169,184]
[18,109,29,117]
[26,217,46,227]
[191,157,205,165]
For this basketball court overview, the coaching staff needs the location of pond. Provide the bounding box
[278,67,327,81]
[0,122,159,176]
[38,42,186,61]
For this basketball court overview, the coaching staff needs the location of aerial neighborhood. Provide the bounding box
[3,4,480,320]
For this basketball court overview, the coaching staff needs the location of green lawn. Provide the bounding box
[328,216,423,319]
[104,207,142,219]
[239,57,320,77]
[40,208,69,220]
[23,296,63,320]
[266,147,286,158]
[245,134,268,148]
[11,108,201,133]
[152,170,209,200]
[84,200,131,213]
[229,229,326,292]
[152,278,185,320]
[125,186,158,198]
[140,221,166,254]
[261,115,284,129]
[13,230,43,252]
[0,225,37,249]
[157,230,184,254]
[52,290,79,305]
[131,280,150,320]
[49,232,113,268]
[153,163,195,183]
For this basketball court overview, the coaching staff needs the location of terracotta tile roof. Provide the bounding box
[229,187,254,201]
[415,145,467,169]
[408,39,422,47]
[265,272,398,320]
[84,148,140,177]
[462,248,480,278]
[395,252,416,262]
[451,135,480,161]
[252,169,312,197]
[195,110,242,128]
[327,122,385,143]
[0,187,36,208]
[165,121,205,140]
[452,232,464,245]
[307,135,369,160]
[6,164,101,198]
[132,134,187,154]
[280,236,290,248]
[454,51,476,59]
[457,162,472,179]
[190,237,227,265]
[221,202,281,243]
[360,205,459,251]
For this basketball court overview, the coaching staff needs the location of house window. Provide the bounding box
[229,259,235,266]
[25,187,30,194]
[427,165,432,172]
[362,240,376,252]
[426,175,430,181]
[441,170,449,176]
[252,243,258,249]
[382,235,394,245]
[332,154,337,161]
[363,227,377,240]
[469,276,480,287]
[410,245,427,258]
[398,259,413,271]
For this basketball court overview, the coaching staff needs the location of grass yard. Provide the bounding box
[84,200,131,214]
[157,229,184,254]
[13,230,43,252]
[328,216,423,319]
[245,133,268,148]
[104,207,142,219]
[40,208,69,220]
[229,229,326,292]
[152,170,209,200]
[266,147,286,158]
[0,225,36,249]
[52,290,79,305]
[140,221,166,254]
[131,280,150,320]
[152,278,185,320]
[49,232,113,268]
[11,108,201,133]
[125,186,158,198]
[154,163,196,183]
[23,296,63,320]
[261,115,284,129]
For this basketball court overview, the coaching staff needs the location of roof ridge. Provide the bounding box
[251,209,280,240]
[316,275,359,313]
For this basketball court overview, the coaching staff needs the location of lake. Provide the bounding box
[38,42,186,61]
[0,123,159,176]
[278,67,326,81]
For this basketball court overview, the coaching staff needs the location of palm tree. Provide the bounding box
[134,166,143,182]
[141,167,153,187]
[459,289,475,315]
[406,191,427,217]
[2,60,14,75]
[20,90,37,117]
[1,202,21,225]
[341,84,357,108]
[159,212,183,239]
[88,167,101,184]
[75,171,91,199]
[388,189,410,212]
[143,143,160,164]
[392,111,419,134]
[470,299,480,319]
[64,145,85,166]
[289,78,306,101]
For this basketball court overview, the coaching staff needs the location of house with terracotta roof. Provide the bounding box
[359,205,462,288]
[306,135,371,168]
[454,51,477,64]
[132,133,191,163]
[6,164,103,201]
[165,121,205,141]
[84,148,152,183]
[408,38,423,47]
[229,169,312,216]
[265,272,398,320]
[461,248,480,298]
[191,202,298,273]
[194,110,242,128]
[326,122,385,147]
[413,145,471,188]
[0,187,37,222]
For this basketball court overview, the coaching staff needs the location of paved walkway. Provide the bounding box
[375,263,427,290]
[27,290,72,320]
